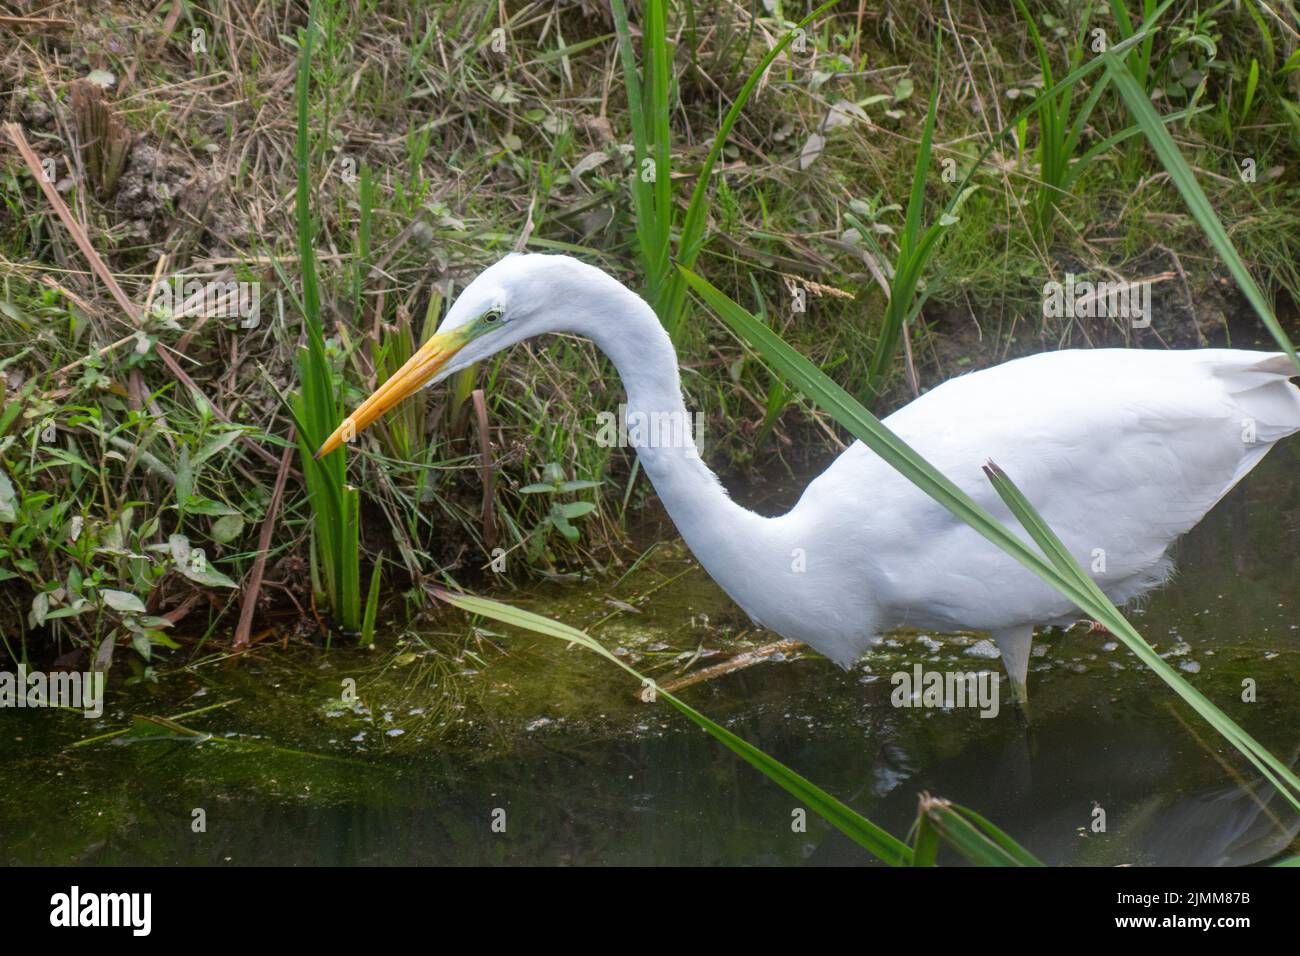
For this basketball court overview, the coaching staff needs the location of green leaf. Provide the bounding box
[361,558,383,647]
[558,501,596,520]
[169,533,238,589]
[175,446,193,508]
[30,591,49,627]
[549,506,579,541]
[192,429,245,467]
[557,479,603,492]
[916,797,1043,866]
[46,602,93,620]
[0,468,16,522]
[146,629,180,649]
[101,589,147,614]
[184,496,241,516]
[37,448,94,471]
[211,514,245,543]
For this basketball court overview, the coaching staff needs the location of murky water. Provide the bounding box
[3,446,1298,866]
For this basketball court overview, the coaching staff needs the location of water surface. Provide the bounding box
[3,446,1298,866]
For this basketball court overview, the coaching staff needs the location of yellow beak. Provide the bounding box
[314,325,472,459]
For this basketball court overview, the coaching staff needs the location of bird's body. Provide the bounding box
[756,348,1300,673]
[319,254,1300,705]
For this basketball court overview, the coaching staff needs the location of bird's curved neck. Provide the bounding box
[583,290,775,592]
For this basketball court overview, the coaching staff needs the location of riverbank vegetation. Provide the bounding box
[2,0,1298,669]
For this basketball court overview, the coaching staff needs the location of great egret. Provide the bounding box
[317,254,1300,708]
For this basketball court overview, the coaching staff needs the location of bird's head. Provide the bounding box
[315,253,594,458]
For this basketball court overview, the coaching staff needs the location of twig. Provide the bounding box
[636,639,805,701]
[233,429,296,650]
[513,195,536,252]
[0,15,73,27]
[471,388,496,550]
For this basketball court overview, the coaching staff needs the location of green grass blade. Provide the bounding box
[361,556,383,647]
[646,0,673,286]
[949,803,1046,866]
[901,74,940,255]
[657,0,842,337]
[910,808,941,867]
[918,797,1043,866]
[862,72,950,400]
[678,0,843,267]
[287,0,362,633]
[1241,58,1259,124]
[611,0,659,298]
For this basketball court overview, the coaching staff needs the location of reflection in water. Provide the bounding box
[1,447,1297,865]
[807,709,1299,867]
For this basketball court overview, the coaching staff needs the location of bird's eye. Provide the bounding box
[483,308,504,324]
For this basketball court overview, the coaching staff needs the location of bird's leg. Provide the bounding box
[992,625,1034,720]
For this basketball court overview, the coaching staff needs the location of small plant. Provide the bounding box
[1163,4,1224,110]
[518,463,601,563]
[1015,0,1194,237]
[0,371,245,665]
[1015,0,1111,235]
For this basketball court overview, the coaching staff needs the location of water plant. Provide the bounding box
[518,463,602,563]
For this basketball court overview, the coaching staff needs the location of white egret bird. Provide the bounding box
[317,254,1300,708]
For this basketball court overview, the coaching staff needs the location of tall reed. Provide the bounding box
[287,0,378,638]
[611,0,841,342]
